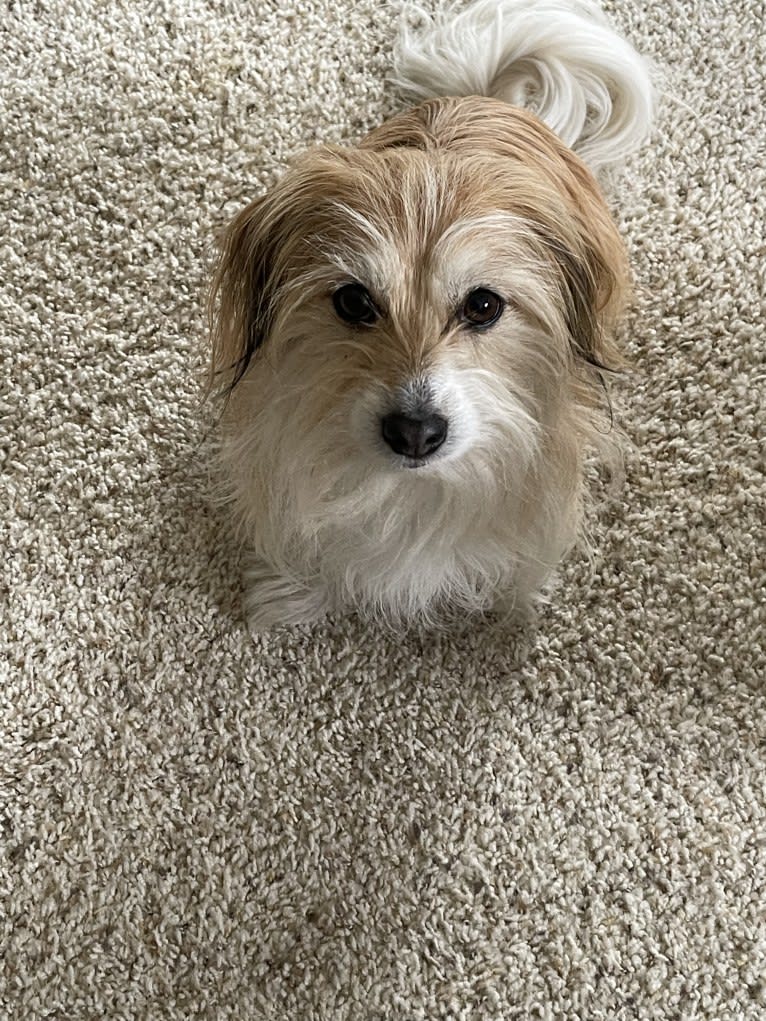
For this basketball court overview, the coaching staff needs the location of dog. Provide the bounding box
[208,0,653,630]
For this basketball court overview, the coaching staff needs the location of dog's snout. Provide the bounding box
[381,411,448,460]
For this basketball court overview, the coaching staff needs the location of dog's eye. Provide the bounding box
[460,288,505,329]
[333,283,378,325]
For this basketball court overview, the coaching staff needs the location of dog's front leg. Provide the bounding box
[242,556,334,631]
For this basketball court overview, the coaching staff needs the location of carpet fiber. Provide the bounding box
[1,1,764,1017]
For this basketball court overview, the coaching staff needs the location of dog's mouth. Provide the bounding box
[397,449,450,471]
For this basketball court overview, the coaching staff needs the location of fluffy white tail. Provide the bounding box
[392,0,653,171]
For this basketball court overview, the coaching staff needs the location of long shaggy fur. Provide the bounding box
[393,0,653,171]
[208,0,651,630]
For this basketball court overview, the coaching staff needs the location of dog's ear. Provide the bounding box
[542,149,630,375]
[543,186,630,375]
[208,193,278,395]
[207,147,362,395]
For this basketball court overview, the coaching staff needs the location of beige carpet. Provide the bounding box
[2,0,764,1017]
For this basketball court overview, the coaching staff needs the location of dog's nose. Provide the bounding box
[381,411,448,459]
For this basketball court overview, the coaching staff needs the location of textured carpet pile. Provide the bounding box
[1,0,764,1017]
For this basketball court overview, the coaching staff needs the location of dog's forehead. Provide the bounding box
[327,211,535,313]
[315,158,529,303]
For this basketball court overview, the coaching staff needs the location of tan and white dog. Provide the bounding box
[209,0,653,629]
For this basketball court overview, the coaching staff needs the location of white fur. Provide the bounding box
[393,0,654,170]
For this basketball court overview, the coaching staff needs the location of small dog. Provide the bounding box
[209,0,653,630]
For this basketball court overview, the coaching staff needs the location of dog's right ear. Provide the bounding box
[207,193,279,396]
[207,146,376,396]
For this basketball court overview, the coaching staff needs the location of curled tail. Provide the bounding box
[392,0,653,171]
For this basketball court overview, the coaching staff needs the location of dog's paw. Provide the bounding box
[491,568,558,625]
[243,558,333,632]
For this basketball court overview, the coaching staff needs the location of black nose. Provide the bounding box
[381,411,448,459]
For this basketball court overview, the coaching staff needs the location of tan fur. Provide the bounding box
[207,96,632,628]
[362,98,630,372]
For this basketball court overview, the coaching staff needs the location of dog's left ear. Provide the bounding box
[544,155,630,374]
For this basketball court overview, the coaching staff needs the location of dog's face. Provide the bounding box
[211,100,628,561]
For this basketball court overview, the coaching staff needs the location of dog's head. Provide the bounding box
[210,97,628,500]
